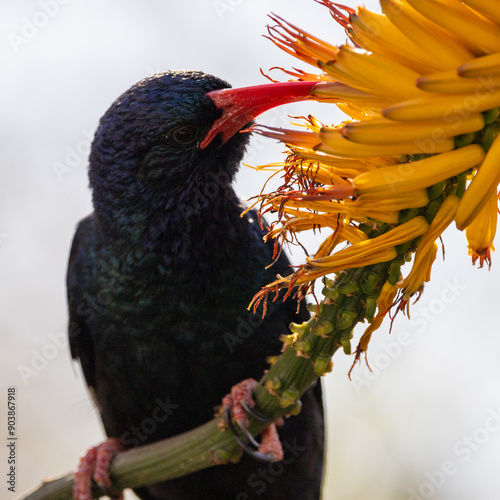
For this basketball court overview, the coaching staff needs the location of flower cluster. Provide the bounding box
[253,0,500,350]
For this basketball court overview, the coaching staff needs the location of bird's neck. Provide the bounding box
[93,180,251,263]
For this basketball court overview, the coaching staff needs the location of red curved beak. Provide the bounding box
[200,80,318,149]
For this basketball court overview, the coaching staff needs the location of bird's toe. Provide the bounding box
[227,377,258,427]
[258,423,284,461]
[73,446,97,500]
[222,378,284,463]
[73,437,124,500]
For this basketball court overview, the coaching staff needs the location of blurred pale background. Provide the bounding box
[1,1,500,499]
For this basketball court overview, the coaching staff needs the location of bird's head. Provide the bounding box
[88,70,317,240]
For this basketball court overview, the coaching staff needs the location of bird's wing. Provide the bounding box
[243,207,324,409]
[67,215,97,390]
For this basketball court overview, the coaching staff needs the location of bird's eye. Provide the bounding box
[170,126,199,146]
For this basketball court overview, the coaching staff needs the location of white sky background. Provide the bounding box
[1,1,500,499]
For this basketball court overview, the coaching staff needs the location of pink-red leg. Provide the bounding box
[259,422,284,461]
[73,437,124,500]
[222,378,283,462]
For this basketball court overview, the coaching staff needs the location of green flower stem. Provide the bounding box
[20,263,390,500]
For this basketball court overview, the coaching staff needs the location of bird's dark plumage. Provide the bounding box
[67,70,324,499]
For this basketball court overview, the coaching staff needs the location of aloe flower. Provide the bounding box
[251,0,500,360]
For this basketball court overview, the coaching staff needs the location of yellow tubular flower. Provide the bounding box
[381,0,475,68]
[456,134,500,229]
[334,45,426,100]
[311,82,393,108]
[417,70,500,94]
[349,7,440,72]
[307,246,398,272]
[398,242,438,298]
[398,194,460,296]
[341,114,485,145]
[353,146,485,199]
[407,0,500,54]
[353,280,399,366]
[383,88,500,122]
[318,128,455,157]
[465,189,498,267]
[460,0,500,26]
[255,126,320,150]
[266,14,339,66]
[306,217,428,270]
[355,189,429,210]
[458,52,500,78]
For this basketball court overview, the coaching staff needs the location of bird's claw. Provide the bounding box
[241,399,269,422]
[222,378,284,463]
[224,407,278,462]
[73,437,124,500]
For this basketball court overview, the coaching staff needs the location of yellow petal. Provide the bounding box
[458,52,500,78]
[418,194,460,256]
[267,14,339,66]
[399,194,460,295]
[408,0,500,54]
[398,242,438,297]
[334,45,425,100]
[319,128,454,157]
[383,87,500,122]
[348,13,435,74]
[460,0,500,27]
[307,216,429,270]
[465,188,498,266]
[417,70,500,94]
[352,6,443,72]
[358,280,399,351]
[381,0,475,68]
[356,189,430,210]
[311,81,392,107]
[456,134,500,229]
[353,145,485,199]
[341,113,484,145]
[256,126,320,150]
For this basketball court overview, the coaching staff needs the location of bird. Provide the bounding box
[67,70,324,500]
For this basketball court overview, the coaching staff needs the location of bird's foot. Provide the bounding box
[222,378,284,463]
[73,437,124,500]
